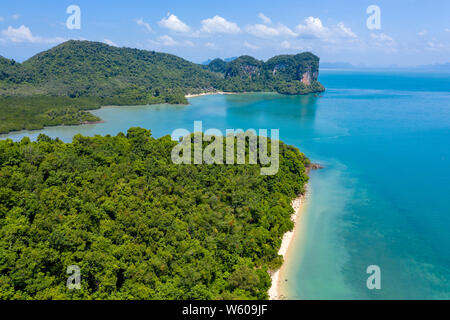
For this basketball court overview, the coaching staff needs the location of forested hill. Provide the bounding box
[206,52,324,94]
[1,40,218,102]
[0,128,309,299]
[0,40,324,134]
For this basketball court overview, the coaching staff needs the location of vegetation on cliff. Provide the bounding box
[208,52,325,94]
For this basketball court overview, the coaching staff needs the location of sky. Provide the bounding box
[0,0,449,66]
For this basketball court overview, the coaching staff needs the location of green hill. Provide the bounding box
[0,40,324,134]
[0,128,309,299]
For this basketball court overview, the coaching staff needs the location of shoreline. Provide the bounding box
[1,91,318,136]
[268,188,308,300]
[184,91,240,98]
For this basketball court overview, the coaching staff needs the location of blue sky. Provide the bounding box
[1,0,449,66]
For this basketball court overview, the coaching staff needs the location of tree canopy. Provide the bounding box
[0,128,309,299]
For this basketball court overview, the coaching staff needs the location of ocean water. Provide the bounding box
[2,70,449,299]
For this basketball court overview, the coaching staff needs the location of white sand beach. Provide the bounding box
[185,92,238,98]
[268,191,308,300]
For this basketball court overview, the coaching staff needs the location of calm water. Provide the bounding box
[2,70,450,299]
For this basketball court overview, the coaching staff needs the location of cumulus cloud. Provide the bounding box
[370,32,397,52]
[336,22,357,38]
[245,23,297,38]
[296,17,329,38]
[370,32,395,44]
[158,35,177,46]
[152,35,195,47]
[258,13,272,25]
[1,25,64,44]
[103,39,118,47]
[243,41,259,49]
[418,30,428,37]
[426,38,446,51]
[136,18,152,33]
[246,24,278,37]
[201,16,240,34]
[159,13,190,33]
[295,17,357,42]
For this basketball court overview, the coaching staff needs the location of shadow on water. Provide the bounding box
[222,93,320,128]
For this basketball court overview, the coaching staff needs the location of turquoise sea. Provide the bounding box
[2,70,449,299]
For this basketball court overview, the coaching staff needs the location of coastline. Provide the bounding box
[185,91,239,98]
[268,188,308,300]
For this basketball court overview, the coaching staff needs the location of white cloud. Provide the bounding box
[418,30,428,37]
[279,40,308,51]
[295,17,357,42]
[246,24,279,37]
[370,33,397,52]
[336,22,357,38]
[11,14,20,20]
[370,32,395,44]
[103,39,118,47]
[426,38,446,51]
[245,24,297,38]
[445,28,450,33]
[296,17,329,39]
[243,41,259,49]
[136,18,152,33]
[1,25,64,44]
[427,41,443,48]
[205,42,216,49]
[201,15,240,34]
[281,40,291,49]
[158,35,177,46]
[154,35,194,47]
[0,17,4,22]
[159,13,190,33]
[258,13,272,25]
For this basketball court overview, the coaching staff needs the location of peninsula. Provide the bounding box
[0,40,324,134]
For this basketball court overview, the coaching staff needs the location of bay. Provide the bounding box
[2,70,449,299]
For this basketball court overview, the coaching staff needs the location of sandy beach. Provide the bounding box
[268,190,308,300]
[185,91,238,98]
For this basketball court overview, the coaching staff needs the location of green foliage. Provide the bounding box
[224,56,264,78]
[210,51,325,95]
[0,96,101,134]
[0,128,309,300]
[207,58,227,74]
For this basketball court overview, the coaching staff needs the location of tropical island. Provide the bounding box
[0,40,324,300]
[0,128,310,299]
[0,40,324,134]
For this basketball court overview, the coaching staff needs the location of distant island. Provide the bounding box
[0,128,309,299]
[0,40,324,134]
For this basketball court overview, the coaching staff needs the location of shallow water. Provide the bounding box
[2,70,449,299]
